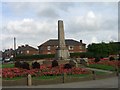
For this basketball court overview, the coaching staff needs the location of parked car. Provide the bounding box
[4,58,11,62]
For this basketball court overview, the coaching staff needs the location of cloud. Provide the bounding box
[91,37,98,43]
[4,18,56,35]
[2,18,58,49]
[1,2,118,50]
[3,2,75,19]
[65,10,117,34]
[37,7,59,18]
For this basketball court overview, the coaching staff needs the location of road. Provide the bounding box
[3,76,119,88]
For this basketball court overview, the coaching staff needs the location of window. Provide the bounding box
[47,52,51,54]
[80,46,82,49]
[21,51,23,54]
[69,46,74,50]
[47,46,51,50]
[27,50,29,54]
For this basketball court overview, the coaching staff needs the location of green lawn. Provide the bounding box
[3,77,23,80]
[33,75,60,80]
[67,74,90,78]
[88,64,116,71]
[1,64,14,68]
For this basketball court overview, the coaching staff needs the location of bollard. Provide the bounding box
[62,73,66,83]
[115,67,119,76]
[87,62,89,66]
[92,70,96,80]
[27,74,32,86]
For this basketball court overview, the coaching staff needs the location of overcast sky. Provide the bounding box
[1,1,118,51]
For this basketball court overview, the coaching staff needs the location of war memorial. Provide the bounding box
[1,20,119,88]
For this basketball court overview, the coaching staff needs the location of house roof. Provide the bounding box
[4,49,14,54]
[38,39,86,47]
[17,45,38,51]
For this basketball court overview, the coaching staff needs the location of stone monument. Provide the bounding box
[55,20,70,60]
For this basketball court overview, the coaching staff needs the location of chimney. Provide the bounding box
[80,40,82,43]
[18,46,21,48]
[21,45,24,47]
[25,44,29,47]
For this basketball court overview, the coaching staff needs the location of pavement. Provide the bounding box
[3,76,119,88]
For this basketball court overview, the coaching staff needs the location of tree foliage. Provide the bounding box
[87,42,120,58]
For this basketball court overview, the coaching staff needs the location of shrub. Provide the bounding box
[32,61,40,69]
[21,61,30,70]
[14,61,22,68]
[118,57,120,61]
[109,57,115,61]
[94,57,100,63]
[64,63,72,69]
[52,60,58,67]
[15,54,55,60]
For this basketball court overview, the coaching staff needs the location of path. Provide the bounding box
[3,76,119,88]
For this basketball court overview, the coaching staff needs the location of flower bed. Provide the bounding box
[88,58,120,71]
[2,64,90,79]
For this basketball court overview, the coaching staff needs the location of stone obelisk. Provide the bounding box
[55,20,70,60]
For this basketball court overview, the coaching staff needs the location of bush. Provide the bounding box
[21,61,30,70]
[52,60,58,67]
[118,57,120,61]
[32,61,40,69]
[64,63,72,69]
[15,54,55,60]
[109,57,115,61]
[94,57,100,63]
[14,61,22,68]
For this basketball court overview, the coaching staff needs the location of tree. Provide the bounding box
[87,42,120,58]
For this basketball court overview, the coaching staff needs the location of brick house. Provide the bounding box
[2,49,14,59]
[38,39,86,54]
[16,44,38,55]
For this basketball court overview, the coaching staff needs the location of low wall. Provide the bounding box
[32,77,62,85]
[43,60,69,65]
[2,73,117,86]
[2,78,27,86]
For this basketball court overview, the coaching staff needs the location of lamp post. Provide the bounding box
[13,37,16,62]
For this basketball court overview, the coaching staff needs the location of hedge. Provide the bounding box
[70,52,95,58]
[15,54,55,60]
[15,52,96,60]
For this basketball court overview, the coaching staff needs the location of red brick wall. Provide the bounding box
[39,45,86,54]
[21,50,38,55]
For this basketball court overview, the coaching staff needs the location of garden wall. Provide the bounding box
[2,78,27,86]
[2,73,117,86]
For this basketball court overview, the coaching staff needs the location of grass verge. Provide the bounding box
[88,64,116,71]
[1,64,14,68]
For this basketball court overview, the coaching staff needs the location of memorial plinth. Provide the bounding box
[55,20,70,60]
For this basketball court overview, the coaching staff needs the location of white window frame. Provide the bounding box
[80,46,82,49]
[47,52,51,54]
[47,46,51,50]
[69,46,74,50]
[27,50,29,54]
